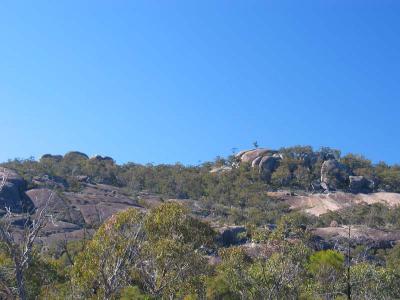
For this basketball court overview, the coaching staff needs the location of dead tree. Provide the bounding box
[0,171,53,300]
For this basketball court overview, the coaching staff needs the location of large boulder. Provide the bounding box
[235,148,281,178]
[259,156,280,179]
[251,156,263,168]
[0,168,34,213]
[321,159,349,191]
[349,176,374,194]
[240,149,269,163]
[236,148,275,163]
[63,151,89,161]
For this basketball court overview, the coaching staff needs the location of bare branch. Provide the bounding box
[0,168,8,192]
[0,183,54,300]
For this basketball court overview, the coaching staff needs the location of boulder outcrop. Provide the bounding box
[235,148,281,178]
[259,155,280,178]
[349,176,374,194]
[321,159,349,191]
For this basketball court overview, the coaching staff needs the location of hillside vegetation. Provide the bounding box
[0,146,400,299]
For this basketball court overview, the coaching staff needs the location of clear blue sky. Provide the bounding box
[1,1,399,165]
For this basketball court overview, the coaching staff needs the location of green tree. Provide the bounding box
[138,202,215,298]
[350,263,400,299]
[72,208,145,299]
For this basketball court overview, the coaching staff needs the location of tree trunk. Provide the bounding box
[15,265,26,300]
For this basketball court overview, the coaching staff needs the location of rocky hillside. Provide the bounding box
[1,145,400,250]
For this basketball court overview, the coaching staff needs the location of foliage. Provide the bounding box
[72,208,145,299]
[305,250,346,299]
[72,203,214,299]
[350,263,400,299]
[2,147,400,298]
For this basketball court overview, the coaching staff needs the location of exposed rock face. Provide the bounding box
[25,183,143,245]
[62,183,143,226]
[26,188,85,225]
[349,176,374,194]
[0,168,33,213]
[272,191,400,216]
[321,159,349,191]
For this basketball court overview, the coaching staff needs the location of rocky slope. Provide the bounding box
[0,167,143,245]
[2,165,400,249]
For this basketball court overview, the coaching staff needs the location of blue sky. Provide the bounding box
[0,1,399,165]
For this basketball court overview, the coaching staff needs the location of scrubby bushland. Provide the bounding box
[1,204,399,299]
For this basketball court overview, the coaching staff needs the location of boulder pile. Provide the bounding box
[233,148,375,194]
[235,148,282,179]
